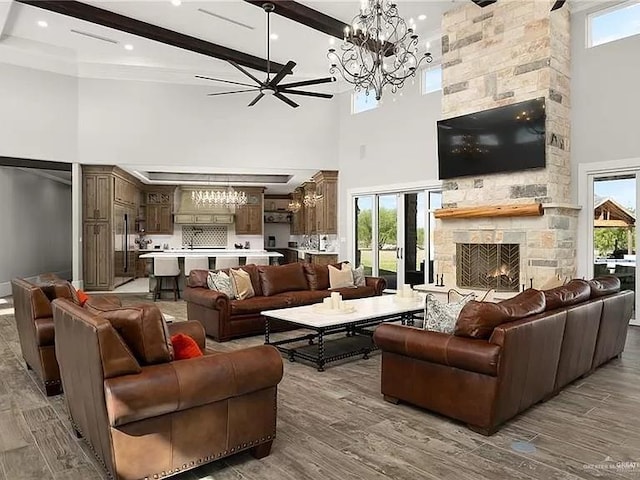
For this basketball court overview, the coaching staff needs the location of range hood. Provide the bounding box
[175,187,234,225]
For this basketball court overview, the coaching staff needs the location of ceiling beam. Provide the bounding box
[0,156,72,171]
[15,0,288,74]
[244,0,394,53]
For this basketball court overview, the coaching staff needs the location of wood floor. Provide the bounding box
[1,295,640,479]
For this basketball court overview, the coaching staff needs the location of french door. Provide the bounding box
[353,190,441,290]
[587,172,638,323]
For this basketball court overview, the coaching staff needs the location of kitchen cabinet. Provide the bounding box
[83,222,111,289]
[290,188,305,235]
[312,170,338,234]
[302,181,317,235]
[235,187,264,235]
[83,172,111,221]
[305,253,338,266]
[145,187,175,234]
[114,175,138,207]
[174,213,234,225]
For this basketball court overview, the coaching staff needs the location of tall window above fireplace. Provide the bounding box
[456,243,520,292]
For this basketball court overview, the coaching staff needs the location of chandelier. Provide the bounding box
[191,187,248,208]
[303,193,322,208]
[288,199,301,213]
[328,0,432,101]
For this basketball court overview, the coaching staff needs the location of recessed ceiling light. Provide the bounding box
[171,0,182,5]
[418,14,427,21]
[269,33,278,40]
[329,37,335,45]
[124,44,134,51]
[37,20,48,28]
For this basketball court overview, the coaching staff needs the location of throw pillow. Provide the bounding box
[352,265,366,287]
[207,271,235,299]
[424,293,474,334]
[171,333,203,360]
[328,264,355,289]
[229,268,255,300]
[76,289,90,306]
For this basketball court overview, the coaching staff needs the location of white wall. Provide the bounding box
[0,167,72,296]
[78,77,339,170]
[571,8,640,202]
[337,84,442,252]
[0,64,78,162]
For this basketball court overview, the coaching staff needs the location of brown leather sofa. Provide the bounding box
[184,262,387,342]
[373,276,634,435]
[11,277,77,395]
[51,297,283,480]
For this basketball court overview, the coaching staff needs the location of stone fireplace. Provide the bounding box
[457,243,520,292]
[434,0,579,290]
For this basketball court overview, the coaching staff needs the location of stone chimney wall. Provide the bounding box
[435,0,578,289]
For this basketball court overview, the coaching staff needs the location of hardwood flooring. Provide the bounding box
[1,294,640,479]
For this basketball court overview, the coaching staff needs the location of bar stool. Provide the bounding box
[153,257,181,301]
[215,257,240,270]
[245,256,269,266]
[184,256,210,276]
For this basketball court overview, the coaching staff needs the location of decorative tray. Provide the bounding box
[312,304,357,315]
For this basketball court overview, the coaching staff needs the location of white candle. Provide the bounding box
[331,292,340,309]
[323,297,332,308]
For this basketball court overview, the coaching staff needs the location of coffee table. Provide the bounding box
[261,294,424,371]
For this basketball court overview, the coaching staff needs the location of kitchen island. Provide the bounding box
[139,249,284,300]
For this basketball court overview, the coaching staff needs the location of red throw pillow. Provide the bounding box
[171,333,203,360]
[76,289,90,306]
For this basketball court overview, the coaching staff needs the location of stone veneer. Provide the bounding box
[435,0,579,289]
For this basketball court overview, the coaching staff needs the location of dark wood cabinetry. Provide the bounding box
[235,187,264,235]
[83,222,111,289]
[144,187,174,234]
[312,170,338,234]
[83,173,111,221]
[290,187,305,235]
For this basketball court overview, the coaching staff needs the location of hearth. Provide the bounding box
[456,243,520,292]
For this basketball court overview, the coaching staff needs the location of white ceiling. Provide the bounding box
[0,0,454,85]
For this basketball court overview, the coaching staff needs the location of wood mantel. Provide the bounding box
[434,203,543,220]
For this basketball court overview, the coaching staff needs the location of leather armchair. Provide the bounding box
[10,277,74,395]
[51,298,283,480]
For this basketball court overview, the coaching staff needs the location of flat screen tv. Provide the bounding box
[437,97,546,180]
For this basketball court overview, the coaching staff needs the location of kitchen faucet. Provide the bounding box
[189,228,203,249]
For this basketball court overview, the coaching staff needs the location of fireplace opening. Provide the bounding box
[456,243,520,292]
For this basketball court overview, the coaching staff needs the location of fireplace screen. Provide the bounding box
[456,243,520,292]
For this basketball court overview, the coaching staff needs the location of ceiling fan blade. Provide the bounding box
[550,0,566,11]
[279,77,336,89]
[274,92,299,108]
[268,61,297,87]
[227,60,264,86]
[195,75,257,88]
[207,89,260,96]
[280,89,333,99]
[248,93,265,106]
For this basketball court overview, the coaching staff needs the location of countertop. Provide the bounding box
[287,248,339,256]
[139,249,283,258]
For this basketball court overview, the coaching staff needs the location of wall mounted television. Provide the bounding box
[437,97,546,180]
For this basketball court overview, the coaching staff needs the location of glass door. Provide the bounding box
[592,174,637,322]
[377,194,399,289]
[354,196,374,276]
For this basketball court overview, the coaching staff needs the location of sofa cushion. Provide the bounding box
[303,263,329,290]
[331,285,377,300]
[280,290,330,307]
[328,264,355,289]
[259,263,309,296]
[544,279,591,311]
[240,264,263,297]
[230,295,291,315]
[455,289,546,339]
[171,333,203,360]
[98,304,174,365]
[589,275,621,298]
[207,271,235,299]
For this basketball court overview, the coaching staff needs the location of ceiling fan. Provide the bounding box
[196,2,335,108]
[471,0,566,10]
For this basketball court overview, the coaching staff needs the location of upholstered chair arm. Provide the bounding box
[104,345,283,427]
[167,321,206,350]
[365,276,387,295]
[183,287,230,312]
[34,317,55,347]
[373,324,501,376]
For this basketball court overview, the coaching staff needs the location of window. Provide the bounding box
[352,90,378,114]
[588,1,640,47]
[421,65,442,95]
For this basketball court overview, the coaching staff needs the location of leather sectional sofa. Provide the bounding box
[373,276,634,435]
[52,296,283,480]
[184,262,387,342]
